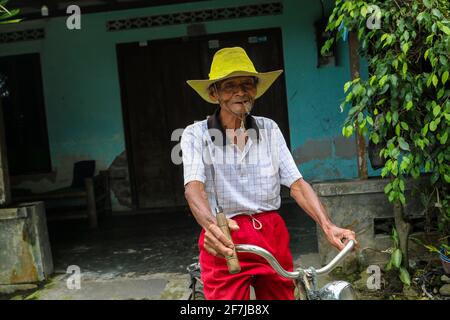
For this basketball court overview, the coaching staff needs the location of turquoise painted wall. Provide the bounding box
[0,0,376,201]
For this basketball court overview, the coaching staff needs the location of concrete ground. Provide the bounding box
[3,199,321,300]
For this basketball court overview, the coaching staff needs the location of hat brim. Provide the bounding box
[186,70,283,104]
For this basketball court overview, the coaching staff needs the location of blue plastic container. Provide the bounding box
[440,248,450,274]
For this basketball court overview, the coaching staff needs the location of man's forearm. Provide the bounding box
[184,181,216,229]
[290,179,358,250]
[290,178,334,232]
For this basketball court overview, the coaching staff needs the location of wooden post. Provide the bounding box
[102,170,112,214]
[348,31,368,179]
[85,177,98,229]
[0,98,11,207]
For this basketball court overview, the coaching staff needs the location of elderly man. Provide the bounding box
[181,47,357,300]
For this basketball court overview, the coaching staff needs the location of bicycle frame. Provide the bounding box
[186,262,205,300]
[187,240,356,300]
[235,240,356,300]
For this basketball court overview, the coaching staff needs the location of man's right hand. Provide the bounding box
[204,218,239,258]
[184,181,240,258]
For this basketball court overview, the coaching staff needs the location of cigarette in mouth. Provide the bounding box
[243,101,252,114]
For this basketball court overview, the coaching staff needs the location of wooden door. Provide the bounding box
[117,28,290,209]
[0,53,51,176]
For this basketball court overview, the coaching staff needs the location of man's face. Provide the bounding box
[210,76,257,114]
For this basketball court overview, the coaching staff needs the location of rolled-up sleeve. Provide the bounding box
[181,125,206,186]
[274,124,303,188]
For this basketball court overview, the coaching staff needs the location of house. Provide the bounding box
[0,0,377,214]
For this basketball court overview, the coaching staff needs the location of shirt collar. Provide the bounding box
[206,107,260,146]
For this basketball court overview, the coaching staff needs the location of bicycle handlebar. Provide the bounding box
[235,240,355,280]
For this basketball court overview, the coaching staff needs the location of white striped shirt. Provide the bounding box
[181,108,302,218]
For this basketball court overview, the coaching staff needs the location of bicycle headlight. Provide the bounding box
[318,281,356,300]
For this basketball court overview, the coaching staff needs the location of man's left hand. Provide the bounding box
[324,225,358,251]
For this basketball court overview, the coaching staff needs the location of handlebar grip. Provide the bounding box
[216,212,241,274]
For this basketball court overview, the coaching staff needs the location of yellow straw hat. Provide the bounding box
[186,47,283,104]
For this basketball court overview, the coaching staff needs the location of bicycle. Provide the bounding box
[187,239,356,300]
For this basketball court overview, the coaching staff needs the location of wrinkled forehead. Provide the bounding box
[217,76,256,86]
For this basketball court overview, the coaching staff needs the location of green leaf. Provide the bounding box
[399,193,406,206]
[440,131,448,144]
[358,112,364,123]
[358,119,367,130]
[432,74,439,87]
[400,157,410,171]
[402,62,408,75]
[361,6,368,18]
[424,244,440,254]
[389,189,396,201]
[344,81,352,93]
[405,101,413,110]
[377,98,386,106]
[399,267,411,286]
[390,75,398,87]
[442,71,449,85]
[432,8,442,18]
[411,166,420,178]
[383,35,393,48]
[417,139,425,150]
[422,123,429,136]
[396,123,401,136]
[372,132,380,144]
[431,171,439,184]
[393,59,399,70]
[392,111,399,124]
[345,92,353,102]
[401,122,409,130]
[404,30,410,42]
[0,18,21,24]
[386,112,392,124]
[321,38,335,56]
[386,261,393,271]
[399,179,405,192]
[343,125,354,137]
[427,74,433,87]
[379,75,389,87]
[398,137,410,151]
[392,228,399,247]
[348,106,359,116]
[423,0,432,9]
[335,14,344,29]
[430,121,437,131]
[391,147,400,159]
[425,161,431,172]
[433,105,441,117]
[384,182,392,194]
[381,167,388,178]
[401,43,409,54]
[392,249,402,268]
[440,25,450,35]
